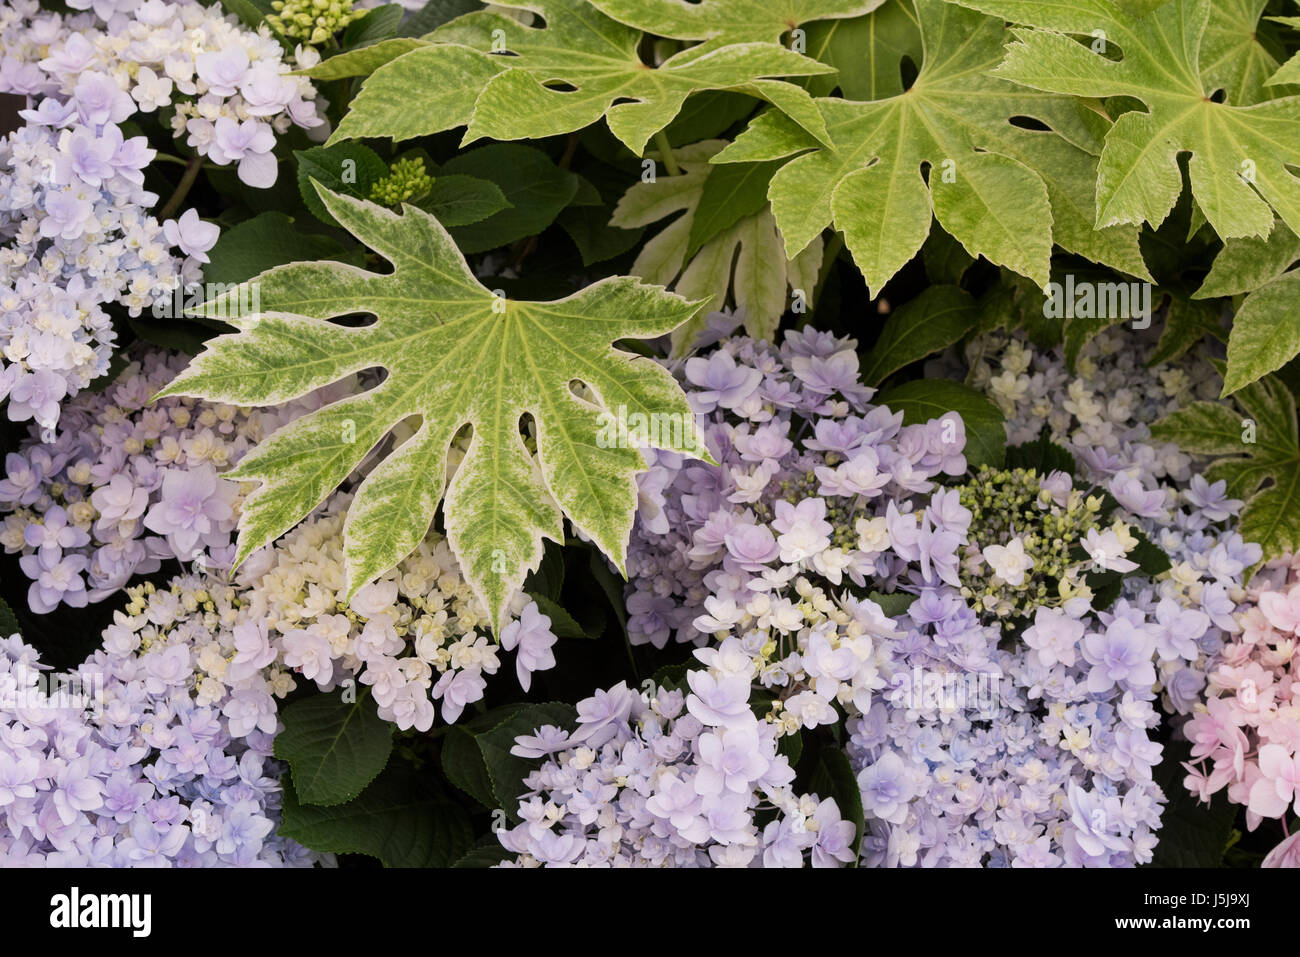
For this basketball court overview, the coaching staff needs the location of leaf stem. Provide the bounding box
[812,231,845,308]
[158,154,203,221]
[653,130,681,176]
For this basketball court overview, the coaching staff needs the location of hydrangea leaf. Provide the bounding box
[956,0,1300,241]
[398,0,481,36]
[805,742,864,860]
[610,140,822,352]
[342,3,404,46]
[1222,271,1300,396]
[476,703,577,821]
[294,142,389,227]
[440,727,496,808]
[279,766,474,867]
[158,185,711,633]
[328,0,835,155]
[202,212,357,286]
[434,143,578,253]
[586,0,886,45]
[860,284,978,386]
[875,379,1006,469]
[414,174,512,228]
[274,690,393,807]
[0,596,20,638]
[1151,372,1300,570]
[712,0,1149,295]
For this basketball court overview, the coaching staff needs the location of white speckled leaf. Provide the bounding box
[327,0,834,155]
[158,185,710,631]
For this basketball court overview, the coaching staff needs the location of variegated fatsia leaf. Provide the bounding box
[158,185,711,632]
[326,0,836,155]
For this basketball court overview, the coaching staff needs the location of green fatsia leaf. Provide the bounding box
[328,0,835,155]
[610,141,822,352]
[587,0,885,45]
[158,186,711,633]
[803,0,923,102]
[296,37,429,81]
[713,0,1149,295]
[1151,372,1300,571]
[1222,271,1300,396]
[956,0,1300,241]
[1265,16,1300,88]
[1195,217,1299,298]
[1200,0,1300,104]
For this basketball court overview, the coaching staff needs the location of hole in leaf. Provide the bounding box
[1009,115,1052,132]
[899,55,920,91]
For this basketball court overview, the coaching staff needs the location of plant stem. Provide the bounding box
[158,155,202,221]
[812,231,845,308]
[652,130,681,176]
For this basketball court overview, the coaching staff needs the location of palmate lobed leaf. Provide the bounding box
[1264,16,1300,88]
[1221,271,1300,396]
[324,0,836,156]
[955,0,1300,242]
[158,185,712,633]
[587,0,886,45]
[712,0,1150,296]
[1200,0,1300,105]
[803,0,925,101]
[1151,371,1300,573]
[609,140,823,352]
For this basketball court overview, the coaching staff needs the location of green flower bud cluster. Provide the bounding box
[957,466,1103,620]
[368,156,435,207]
[267,0,364,46]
